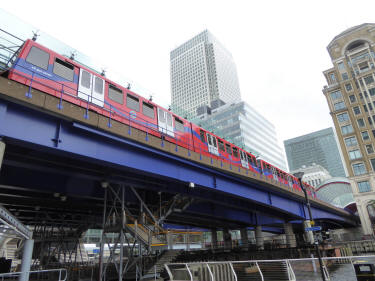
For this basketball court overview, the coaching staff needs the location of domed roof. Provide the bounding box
[316,177,355,209]
[328,23,375,48]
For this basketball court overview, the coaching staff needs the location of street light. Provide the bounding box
[294,171,327,281]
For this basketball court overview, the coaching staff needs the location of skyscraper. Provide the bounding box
[323,23,375,235]
[195,101,287,171]
[284,128,347,177]
[170,30,241,119]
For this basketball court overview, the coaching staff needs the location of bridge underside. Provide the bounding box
[0,77,358,234]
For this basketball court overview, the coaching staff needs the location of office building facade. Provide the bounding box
[170,30,241,119]
[284,128,347,177]
[323,23,375,234]
[194,101,287,171]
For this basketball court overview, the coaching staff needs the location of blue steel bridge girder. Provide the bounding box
[0,98,356,227]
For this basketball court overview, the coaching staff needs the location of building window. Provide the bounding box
[364,75,374,85]
[349,95,356,103]
[345,83,353,91]
[337,112,349,122]
[345,136,357,147]
[330,90,342,100]
[334,101,346,110]
[330,73,336,83]
[366,144,374,154]
[371,158,375,171]
[357,118,365,127]
[338,62,345,71]
[353,106,361,115]
[349,149,362,160]
[362,131,370,141]
[352,163,367,175]
[358,181,372,193]
[342,73,349,80]
[369,88,375,96]
[341,124,354,135]
[359,61,369,72]
[369,117,373,125]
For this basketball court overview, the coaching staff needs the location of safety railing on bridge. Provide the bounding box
[0,268,67,281]
[0,28,24,71]
[166,255,375,281]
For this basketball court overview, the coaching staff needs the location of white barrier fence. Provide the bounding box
[166,255,375,281]
[0,268,67,281]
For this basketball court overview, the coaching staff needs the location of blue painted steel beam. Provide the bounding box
[0,99,356,226]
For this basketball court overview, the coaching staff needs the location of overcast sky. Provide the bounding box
[3,1,375,149]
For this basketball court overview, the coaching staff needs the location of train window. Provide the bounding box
[247,154,252,164]
[26,46,49,70]
[218,139,225,151]
[94,77,104,94]
[127,94,139,111]
[167,113,172,126]
[143,102,154,119]
[108,84,123,104]
[200,130,205,143]
[175,117,184,132]
[226,144,232,155]
[233,147,239,158]
[207,134,212,145]
[158,109,165,122]
[81,70,91,89]
[53,58,74,81]
[212,136,217,148]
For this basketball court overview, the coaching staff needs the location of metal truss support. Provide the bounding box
[31,212,88,268]
[155,193,194,225]
[99,184,145,281]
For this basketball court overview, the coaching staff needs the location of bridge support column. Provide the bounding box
[167,231,173,250]
[186,232,190,251]
[240,228,249,247]
[211,229,218,249]
[0,140,5,171]
[284,223,296,248]
[255,226,264,250]
[18,239,34,281]
[223,229,232,250]
[303,220,314,244]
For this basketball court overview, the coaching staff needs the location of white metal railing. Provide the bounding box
[165,255,375,281]
[0,268,67,281]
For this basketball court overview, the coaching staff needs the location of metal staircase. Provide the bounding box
[257,261,293,280]
[144,250,182,279]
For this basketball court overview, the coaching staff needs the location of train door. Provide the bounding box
[206,133,219,156]
[271,166,278,180]
[240,150,249,169]
[157,108,174,137]
[78,69,104,107]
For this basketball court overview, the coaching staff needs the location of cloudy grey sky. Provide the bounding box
[3,0,375,147]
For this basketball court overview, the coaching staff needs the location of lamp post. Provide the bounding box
[294,171,327,281]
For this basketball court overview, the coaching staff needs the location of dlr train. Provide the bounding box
[3,38,316,199]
